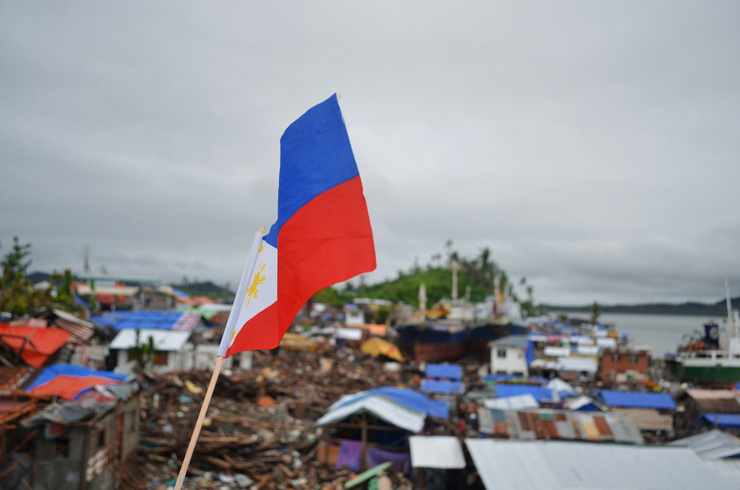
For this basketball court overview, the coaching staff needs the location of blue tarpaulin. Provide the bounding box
[600,390,676,410]
[698,413,740,430]
[333,387,449,419]
[426,363,462,380]
[494,384,573,403]
[90,310,201,331]
[420,379,465,394]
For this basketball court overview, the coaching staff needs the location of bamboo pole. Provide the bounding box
[174,355,224,490]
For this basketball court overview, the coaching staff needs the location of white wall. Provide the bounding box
[490,345,528,377]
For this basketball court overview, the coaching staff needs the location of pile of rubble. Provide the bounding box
[137,347,422,489]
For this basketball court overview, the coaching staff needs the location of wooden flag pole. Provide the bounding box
[174,354,224,490]
[174,226,265,490]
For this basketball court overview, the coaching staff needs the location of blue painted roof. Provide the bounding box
[420,379,465,395]
[334,387,449,419]
[600,390,676,410]
[698,413,740,430]
[426,363,462,380]
[98,310,202,331]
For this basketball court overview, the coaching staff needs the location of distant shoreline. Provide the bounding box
[544,300,737,317]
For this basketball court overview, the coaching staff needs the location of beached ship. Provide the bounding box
[664,319,740,386]
[394,316,472,363]
[665,279,740,386]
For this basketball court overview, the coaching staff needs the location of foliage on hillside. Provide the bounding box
[171,281,234,302]
[314,242,539,314]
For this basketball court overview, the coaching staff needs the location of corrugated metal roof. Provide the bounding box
[0,367,34,391]
[409,436,466,469]
[668,430,740,459]
[425,363,462,380]
[99,381,139,401]
[465,440,736,490]
[484,394,538,411]
[600,389,676,410]
[109,329,192,351]
[477,408,643,444]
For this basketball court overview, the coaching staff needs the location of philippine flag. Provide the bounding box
[219,94,376,356]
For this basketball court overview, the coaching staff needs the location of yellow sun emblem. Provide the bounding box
[244,262,267,310]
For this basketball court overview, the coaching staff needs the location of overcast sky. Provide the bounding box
[2,2,739,306]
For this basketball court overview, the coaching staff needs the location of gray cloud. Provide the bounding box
[2,1,740,306]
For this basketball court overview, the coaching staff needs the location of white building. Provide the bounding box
[489,335,529,377]
[110,329,252,374]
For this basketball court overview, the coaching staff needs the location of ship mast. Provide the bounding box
[726,274,739,339]
[451,259,459,301]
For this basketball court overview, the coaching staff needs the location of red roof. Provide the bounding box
[0,324,72,367]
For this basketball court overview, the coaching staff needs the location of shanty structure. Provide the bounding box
[675,389,740,434]
[408,435,466,489]
[599,389,676,432]
[464,439,737,489]
[0,365,141,490]
[314,387,448,474]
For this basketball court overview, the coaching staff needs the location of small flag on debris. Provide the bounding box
[219,94,376,356]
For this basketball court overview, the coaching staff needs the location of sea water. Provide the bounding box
[563,312,728,357]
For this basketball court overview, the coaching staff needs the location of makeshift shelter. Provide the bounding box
[315,387,447,473]
[599,390,676,432]
[3,379,140,489]
[676,389,740,434]
[408,436,467,489]
[361,336,403,362]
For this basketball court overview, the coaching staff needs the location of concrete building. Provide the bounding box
[489,335,529,377]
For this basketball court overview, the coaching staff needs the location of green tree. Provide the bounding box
[591,301,602,323]
[1,237,46,318]
[127,330,156,373]
[0,237,81,318]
